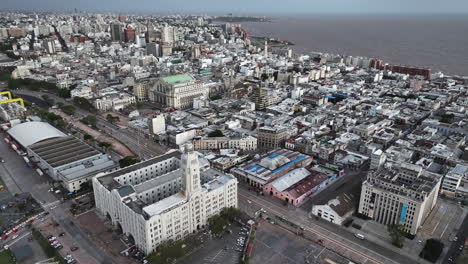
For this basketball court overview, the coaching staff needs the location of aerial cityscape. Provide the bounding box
[0,2,467,264]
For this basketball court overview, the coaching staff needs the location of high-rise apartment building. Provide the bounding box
[146,43,160,57]
[42,39,55,54]
[93,145,238,254]
[358,163,442,235]
[111,23,123,42]
[124,26,136,43]
[162,26,175,43]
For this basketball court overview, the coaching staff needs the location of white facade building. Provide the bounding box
[441,165,468,198]
[94,94,136,111]
[358,163,441,235]
[148,114,166,135]
[149,74,209,110]
[93,146,238,254]
[192,136,257,151]
[312,193,356,225]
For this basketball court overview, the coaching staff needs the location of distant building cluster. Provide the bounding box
[1,11,468,257]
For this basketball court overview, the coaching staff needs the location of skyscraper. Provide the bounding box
[110,23,123,42]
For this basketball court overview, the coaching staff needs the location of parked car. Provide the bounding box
[354,233,365,240]
[71,246,79,251]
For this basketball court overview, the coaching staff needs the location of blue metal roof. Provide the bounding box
[268,153,279,159]
[272,155,309,173]
[334,93,348,97]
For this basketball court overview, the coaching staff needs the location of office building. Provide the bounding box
[358,163,442,235]
[93,145,238,254]
[257,126,289,149]
[111,23,124,42]
[134,79,154,101]
[441,165,468,198]
[146,43,160,57]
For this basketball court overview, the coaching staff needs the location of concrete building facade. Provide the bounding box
[358,163,442,235]
[93,146,238,255]
[192,136,257,151]
[149,74,208,110]
[257,126,289,149]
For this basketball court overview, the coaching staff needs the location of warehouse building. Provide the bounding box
[7,121,117,192]
[231,149,313,188]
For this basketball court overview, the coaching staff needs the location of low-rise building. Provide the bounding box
[192,136,257,151]
[312,193,356,225]
[231,149,313,188]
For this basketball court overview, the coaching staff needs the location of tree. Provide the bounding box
[61,105,76,116]
[420,239,444,263]
[80,115,97,127]
[98,142,112,151]
[83,134,93,141]
[210,94,222,100]
[57,88,71,98]
[106,114,120,124]
[119,156,139,168]
[208,129,224,138]
[208,214,227,235]
[388,224,405,248]
[73,96,95,111]
[221,207,241,222]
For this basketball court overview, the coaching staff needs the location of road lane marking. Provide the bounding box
[238,192,392,264]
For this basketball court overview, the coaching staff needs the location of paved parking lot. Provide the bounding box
[252,219,350,264]
[178,224,244,264]
[74,210,131,264]
[419,199,466,242]
[349,198,468,263]
[38,218,97,264]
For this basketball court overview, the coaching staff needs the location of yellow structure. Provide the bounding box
[0,98,25,108]
[0,91,12,100]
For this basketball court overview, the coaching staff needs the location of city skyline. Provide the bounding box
[2,0,468,15]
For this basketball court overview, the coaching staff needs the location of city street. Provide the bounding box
[0,130,110,264]
[238,185,418,264]
[13,89,168,160]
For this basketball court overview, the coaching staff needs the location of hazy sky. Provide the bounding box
[2,0,468,15]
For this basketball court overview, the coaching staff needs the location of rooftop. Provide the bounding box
[143,192,187,216]
[269,168,310,192]
[161,74,194,84]
[29,136,100,168]
[8,121,67,147]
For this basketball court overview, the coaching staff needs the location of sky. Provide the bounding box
[2,0,468,15]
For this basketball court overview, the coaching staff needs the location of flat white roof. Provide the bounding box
[143,192,186,216]
[8,121,66,147]
[269,168,310,192]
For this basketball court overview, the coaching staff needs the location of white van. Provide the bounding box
[354,233,365,240]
